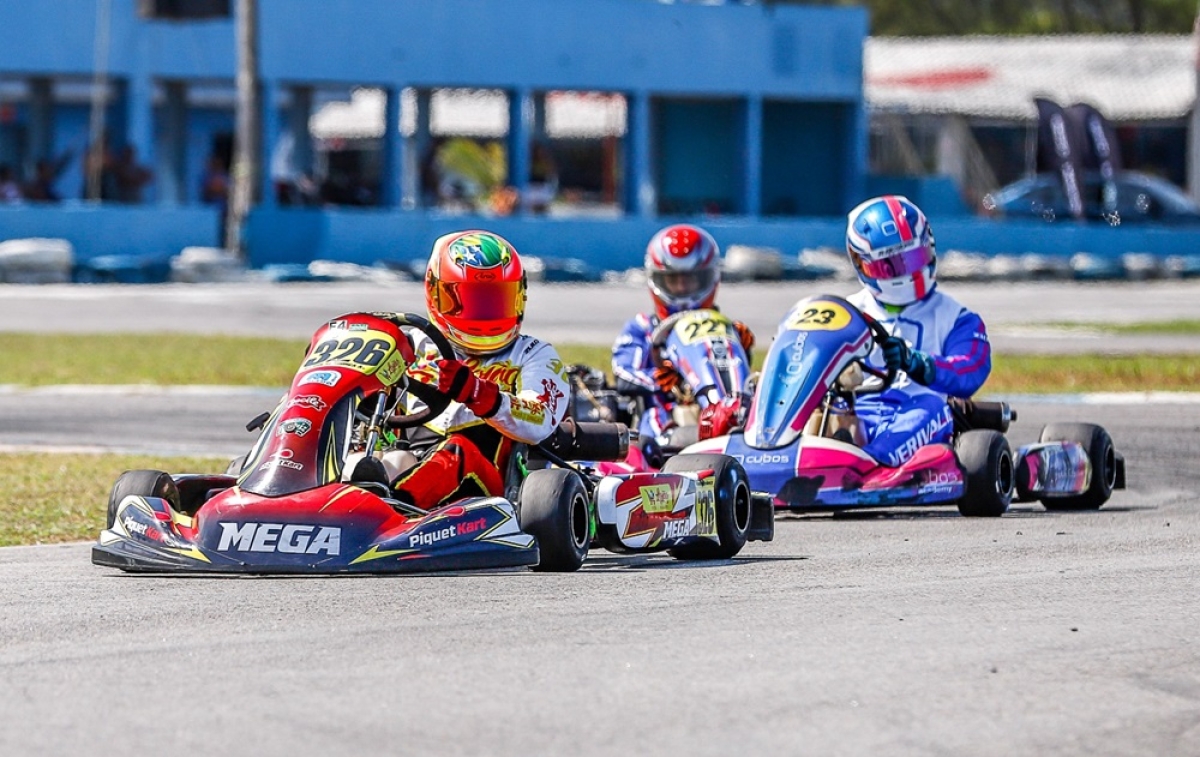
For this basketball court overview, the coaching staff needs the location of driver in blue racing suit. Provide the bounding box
[612,224,755,463]
[839,195,992,466]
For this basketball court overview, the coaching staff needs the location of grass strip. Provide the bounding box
[1033,320,1200,335]
[0,453,227,547]
[0,334,1195,394]
[0,333,304,387]
[984,353,1200,394]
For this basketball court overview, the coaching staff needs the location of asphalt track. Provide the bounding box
[0,281,1198,756]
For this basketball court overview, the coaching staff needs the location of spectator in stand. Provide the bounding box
[0,164,24,203]
[113,145,153,203]
[525,141,558,214]
[200,152,231,244]
[23,152,72,202]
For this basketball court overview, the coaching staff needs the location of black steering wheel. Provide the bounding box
[381,312,458,429]
[854,313,898,394]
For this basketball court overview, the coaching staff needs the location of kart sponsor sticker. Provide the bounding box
[510,397,546,424]
[918,469,963,496]
[695,478,716,533]
[302,331,396,374]
[886,405,953,466]
[922,470,962,486]
[299,370,340,387]
[277,418,313,437]
[661,519,692,540]
[217,522,341,555]
[408,517,488,548]
[537,378,565,417]
[288,395,328,412]
[122,512,167,542]
[737,452,791,465]
[259,448,304,471]
[776,333,809,386]
[376,353,406,386]
[675,310,733,345]
[473,360,520,392]
[785,301,852,332]
[328,319,370,332]
[639,483,674,514]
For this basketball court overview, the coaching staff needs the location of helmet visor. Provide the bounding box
[649,268,717,303]
[430,278,524,321]
[853,244,934,281]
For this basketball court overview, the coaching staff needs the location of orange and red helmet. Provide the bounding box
[644,224,721,319]
[425,230,527,355]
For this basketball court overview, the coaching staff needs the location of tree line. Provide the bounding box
[766,0,1197,35]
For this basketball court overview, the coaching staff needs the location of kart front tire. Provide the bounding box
[107,470,181,528]
[662,453,751,560]
[955,430,1014,517]
[1037,423,1116,511]
[519,468,590,572]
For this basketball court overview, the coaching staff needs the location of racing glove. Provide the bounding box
[732,320,755,356]
[430,358,502,418]
[698,395,745,440]
[881,336,936,387]
[653,359,682,394]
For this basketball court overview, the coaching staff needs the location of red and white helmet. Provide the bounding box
[644,224,721,319]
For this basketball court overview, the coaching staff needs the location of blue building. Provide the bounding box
[0,0,873,270]
[1,0,1196,273]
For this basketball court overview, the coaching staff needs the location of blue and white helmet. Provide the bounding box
[846,195,936,306]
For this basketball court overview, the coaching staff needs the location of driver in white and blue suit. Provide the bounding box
[839,195,992,466]
[612,224,755,463]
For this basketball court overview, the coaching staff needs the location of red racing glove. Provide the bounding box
[653,360,682,394]
[433,358,502,418]
[698,396,744,440]
[732,320,755,356]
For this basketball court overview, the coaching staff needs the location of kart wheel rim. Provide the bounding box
[734,481,751,534]
[996,449,1014,497]
[570,493,590,550]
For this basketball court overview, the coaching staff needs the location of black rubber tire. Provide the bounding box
[661,453,751,560]
[107,469,181,528]
[955,430,1014,517]
[1038,423,1116,511]
[519,468,590,572]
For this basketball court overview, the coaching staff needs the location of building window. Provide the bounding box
[138,0,231,20]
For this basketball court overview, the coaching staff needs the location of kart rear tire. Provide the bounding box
[955,430,1014,517]
[661,453,751,560]
[1037,423,1116,511]
[519,468,590,572]
[107,469,181,528]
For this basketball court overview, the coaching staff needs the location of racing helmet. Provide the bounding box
[644,224,721,319]
[846,195,937,306]
[425,230,527,355]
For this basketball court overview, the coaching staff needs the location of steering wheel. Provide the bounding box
[382,312,458,429]
[648,310,690,368]
[854,313,898,395]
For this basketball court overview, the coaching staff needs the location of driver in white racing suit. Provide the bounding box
[387,230,569,510]
[839,195,992,466]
